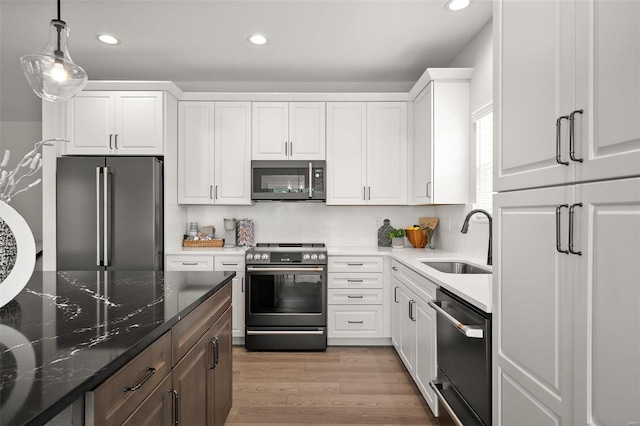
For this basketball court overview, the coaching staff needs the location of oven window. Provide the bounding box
[250,273,323,314]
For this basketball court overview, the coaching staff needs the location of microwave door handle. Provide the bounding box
[309,162,313,198]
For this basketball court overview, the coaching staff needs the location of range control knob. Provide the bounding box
[303,254,311,261]
[310,253,318,261]
[318,254,326,260]
[261,253,269,261]
[246,253,253,261]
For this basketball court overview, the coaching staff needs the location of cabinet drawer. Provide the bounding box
[328,289,384,305]
[328,305,384,338]
[172,283,232,366]
[328,256,383,273]
[392,260,436,301]
[214,256,244,272]
[328,272,383,289]
[166,255,214,271]
[85,332,171,426]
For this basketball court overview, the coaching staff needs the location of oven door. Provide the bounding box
[245,265,327,327]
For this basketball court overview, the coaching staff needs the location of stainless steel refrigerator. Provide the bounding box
[57,157,163,271]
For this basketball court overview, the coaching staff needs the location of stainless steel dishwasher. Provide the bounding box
[428,288,491,426]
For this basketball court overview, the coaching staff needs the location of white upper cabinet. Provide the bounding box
[326,102,408,205]
[178,101,251,205]
[66,91,163,155]
[252,102,325,160]
[412,71,471,205]
[495,0,640,192]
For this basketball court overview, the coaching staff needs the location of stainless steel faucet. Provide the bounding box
[461,209,492,266]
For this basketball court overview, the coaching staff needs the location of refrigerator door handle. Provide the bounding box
[104,167,112,267]
[96,167,103,266]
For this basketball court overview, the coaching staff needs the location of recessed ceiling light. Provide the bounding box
[248,34,268,45]
[445,0,471,11]
[96,34,121,45]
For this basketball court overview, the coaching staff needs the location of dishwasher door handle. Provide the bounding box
[428,300,484,339]
[429,381,464,426]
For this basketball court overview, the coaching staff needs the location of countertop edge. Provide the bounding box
[25,272,235,426]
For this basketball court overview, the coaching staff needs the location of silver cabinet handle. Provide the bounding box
[347,279,363,283]
[408,300,414,321]
[209,185,213,200]
[568,203,582,256]
[427,181,431,198]
[222,262,238,266]
[170,389,179,426]
[181,262,198,266]
[123,367,156,392]
[308,162,313,198]
[368,186,371,200]
[348,320,364,324]
[285,141,288,156]
[394,286,399,303]
[109,134,113,150]
[347,295,364,299]
[363,186,366,201]
[114,134,119,150]
[392,266,398,271]
[556,115,570,165]
[569,109,584,163]
[428,300,484,338]
[556,204,569,254]
[96,167,102,266]
[215,185,219,199]
[347,263,364,266]
[290,141,293,157]
[241,276,244,293]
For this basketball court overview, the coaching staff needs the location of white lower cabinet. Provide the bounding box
[327,256,386,343]
[391,260,438,415]
[166,253,245,341]
[494,177,640,425]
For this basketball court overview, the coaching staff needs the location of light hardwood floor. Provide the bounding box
[225,346,442,425]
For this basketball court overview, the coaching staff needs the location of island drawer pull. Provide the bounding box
[347,295,364,299]
[123,367,156,392]
[181,262,199,266]
[347,279,363,283]
[348,320,364,324]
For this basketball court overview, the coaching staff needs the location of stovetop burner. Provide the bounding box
[246,243,327,264]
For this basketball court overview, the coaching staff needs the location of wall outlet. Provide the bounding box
[374,217,382,227]
[447,217,452,231]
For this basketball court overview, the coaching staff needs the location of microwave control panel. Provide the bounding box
[313,168,324,193]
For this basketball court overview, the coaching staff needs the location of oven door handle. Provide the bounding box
[246,266,325,272]
[246,330,325,336]
[428,300,484,339]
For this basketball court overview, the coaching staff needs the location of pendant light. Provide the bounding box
[20,0,88,103]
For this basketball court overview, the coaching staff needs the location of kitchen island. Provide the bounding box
[0,270,234,426]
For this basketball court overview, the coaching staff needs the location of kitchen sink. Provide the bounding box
[422,261,491,275]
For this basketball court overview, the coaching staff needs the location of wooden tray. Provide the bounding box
[182,239,224,247]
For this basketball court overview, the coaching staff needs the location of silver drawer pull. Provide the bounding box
[123,367,156,392]
[429,381,464,426]
[347,263,364,266]
[348,320,364,324]
[181,262,199,266]
[347,295,364,299]
[222,262,238,266]
[347,279,363,283]
[428,300,484,339]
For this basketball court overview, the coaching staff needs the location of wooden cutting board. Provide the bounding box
[418,217,439,231]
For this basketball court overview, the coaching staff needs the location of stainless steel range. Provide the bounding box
[244,243,327,351]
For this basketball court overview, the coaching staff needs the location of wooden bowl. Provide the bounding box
[406,228,428,248]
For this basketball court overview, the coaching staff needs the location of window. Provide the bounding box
[472,105,493,214]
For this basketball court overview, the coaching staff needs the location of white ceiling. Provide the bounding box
[0,0,492,121]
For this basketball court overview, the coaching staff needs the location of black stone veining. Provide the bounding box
[0,270,234,426]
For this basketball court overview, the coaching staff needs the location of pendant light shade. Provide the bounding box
[20,2,87,103]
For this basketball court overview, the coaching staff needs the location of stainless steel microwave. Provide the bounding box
[251,160,326,201]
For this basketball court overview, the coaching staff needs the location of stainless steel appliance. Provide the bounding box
[56,156,163,271]
[428,288,491,426]
[245,243,327,350]
[251,160,325,201]
[223,217,236,247]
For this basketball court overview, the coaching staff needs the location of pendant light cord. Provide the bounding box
[57,0,61,21]
[55,0,62,56]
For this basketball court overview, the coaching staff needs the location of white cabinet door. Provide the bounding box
[252,102,289,160]
[573,177,640,426]
[413,84,433,204]
[366,102,408,205]
[398,285,416,376]
[390,276,402,350]
[231,272,246,339]
[66,91,115,155]
[289,102,325,160]
[114,91,164,155]
[574,1,640,183]
[414,296,438,416]
[495,0,575,191]
[494,185,574,425]
[178,102,215,204]
[214,102,252,205]
[326,102,367,205]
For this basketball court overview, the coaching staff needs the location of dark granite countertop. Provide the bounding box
[0,270,234,426]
